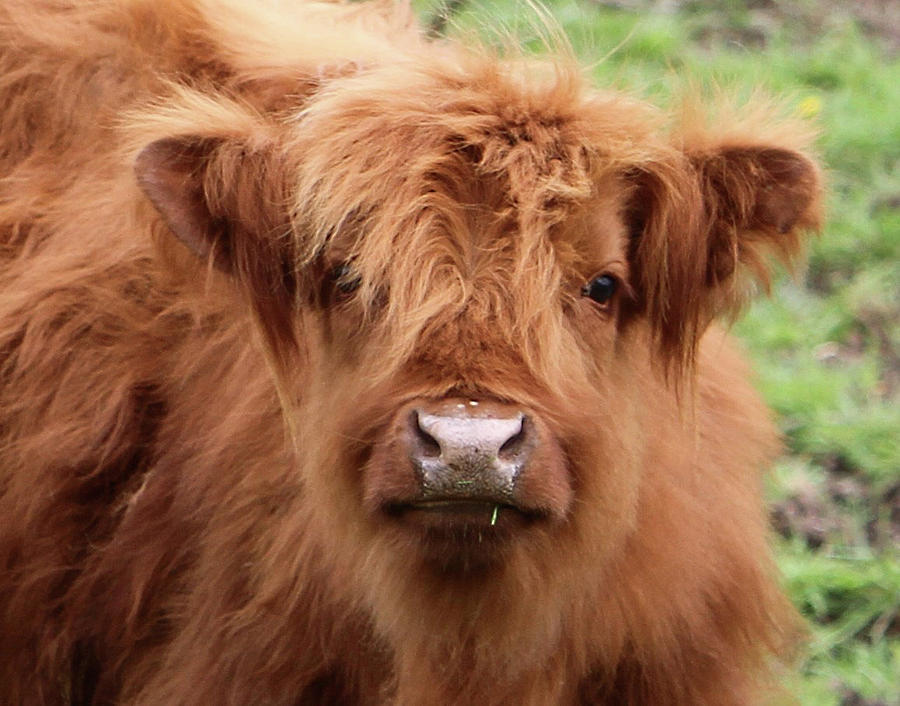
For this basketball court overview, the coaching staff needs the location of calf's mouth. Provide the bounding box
[385,497,545,531]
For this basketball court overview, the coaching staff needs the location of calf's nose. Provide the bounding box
[407,402,532,501]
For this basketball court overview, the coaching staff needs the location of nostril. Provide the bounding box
[498,413,526,458]
[411,410,441,458]
[412,408,530,469]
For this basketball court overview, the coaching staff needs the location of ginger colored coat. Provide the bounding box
[0,1,821,704]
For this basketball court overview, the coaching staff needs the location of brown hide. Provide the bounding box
[0,1,821,704]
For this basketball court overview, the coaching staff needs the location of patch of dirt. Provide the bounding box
[839,688,892,706]
[586,0,900,55]
[770,462,900,552]
[843,0,900,54]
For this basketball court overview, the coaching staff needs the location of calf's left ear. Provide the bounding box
[690,144,822,288]
[627,139,822,369]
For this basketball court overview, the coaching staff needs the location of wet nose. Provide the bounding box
[407,402,532,500]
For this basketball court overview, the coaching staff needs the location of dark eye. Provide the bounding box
[581,274,617,306]
[328,262,361,297]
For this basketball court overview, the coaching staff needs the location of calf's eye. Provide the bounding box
[329,262,361,296]
[581,274,617,306]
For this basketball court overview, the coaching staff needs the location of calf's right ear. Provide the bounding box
[135,136,304,362]
[135,137,229,262]
[135,136,295,276]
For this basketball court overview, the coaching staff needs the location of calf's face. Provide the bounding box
[306,153,639,576]
[134,64,820,588]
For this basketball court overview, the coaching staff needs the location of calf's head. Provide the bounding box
[134,57,820,627]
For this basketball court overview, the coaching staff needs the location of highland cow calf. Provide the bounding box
[0,1,822,704]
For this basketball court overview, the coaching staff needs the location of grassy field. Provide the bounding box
[416,1,899,703]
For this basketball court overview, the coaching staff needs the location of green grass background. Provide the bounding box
[415,2,899,703]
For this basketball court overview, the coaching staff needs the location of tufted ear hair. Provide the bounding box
[691,145,821,285]
[625,141,822,371]
[135,136,303,365]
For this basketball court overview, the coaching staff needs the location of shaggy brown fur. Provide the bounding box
[0,1,822,704]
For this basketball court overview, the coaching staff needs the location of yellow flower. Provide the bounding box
[798,96,823,118]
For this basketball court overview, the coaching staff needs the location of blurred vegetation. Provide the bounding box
[417,1,899,703]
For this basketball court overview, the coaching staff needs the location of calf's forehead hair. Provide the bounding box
[281,54,665,382]
[286,51,670,264]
